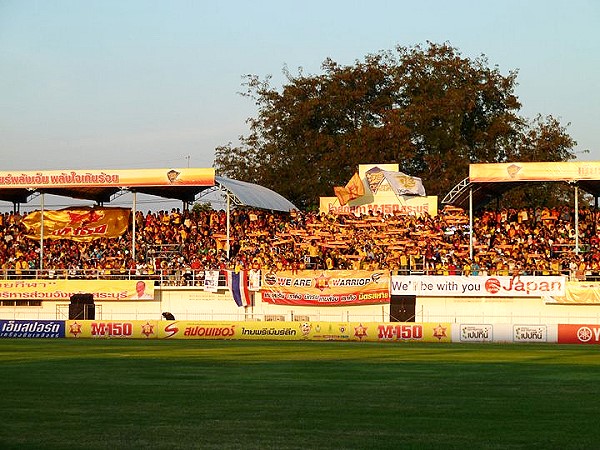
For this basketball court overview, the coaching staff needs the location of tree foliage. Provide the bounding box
[214,42,576,209]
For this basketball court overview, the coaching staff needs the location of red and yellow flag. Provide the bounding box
[22,207,130,241]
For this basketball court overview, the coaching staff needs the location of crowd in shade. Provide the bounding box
[1,205,600,282]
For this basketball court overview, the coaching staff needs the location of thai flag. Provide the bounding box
[227,270,251,307]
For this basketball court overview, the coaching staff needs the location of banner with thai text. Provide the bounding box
[469,161,600,182]
[319,195,437,217]
[66,320,159,339]
[0,319,65,338]
[0,167,214,188]
[154,320,450,342]
[0,279,155,301]
[22,207,130,241]
[391,275,566,297]
[260,270,390,306]
[450,324,553,343]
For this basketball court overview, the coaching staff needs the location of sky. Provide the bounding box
[1,0,599,210]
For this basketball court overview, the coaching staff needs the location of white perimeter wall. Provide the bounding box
[417,296,600,325]
[2,288,600,324]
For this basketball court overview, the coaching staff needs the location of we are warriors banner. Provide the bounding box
[261,270,390,306]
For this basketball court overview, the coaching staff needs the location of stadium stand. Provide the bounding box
[0,204,597,283]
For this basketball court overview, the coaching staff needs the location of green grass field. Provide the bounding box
[1,339,599,449]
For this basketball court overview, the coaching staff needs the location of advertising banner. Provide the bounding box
[66,320,159,339]
[0,319,65,338]
[0,167,214,189]
[369,322,451,342]
[391,275,566,298]
[0,279,155,301]
[22,207,130,241]
[321,163,437,216]
[513,325,548,343]
[155,320,451,342]
[470,161,600,182]
[459,324,494,342]
[260,270,390,306]
[158,321,296,340]
[320,195,436,217]
[557,324,600,344]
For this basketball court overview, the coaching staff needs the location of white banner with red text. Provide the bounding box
[391,275,566,297]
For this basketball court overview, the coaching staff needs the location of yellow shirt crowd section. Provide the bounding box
[0,205,597,280]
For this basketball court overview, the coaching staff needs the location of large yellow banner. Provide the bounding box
[22,207,130,241]
[260,270,390,306]
[0,167,214,188]
[321,163,437,216]
[470,161,600,182]
[154,320,451,342]
[546,281,600,304]
[0,279,155,301]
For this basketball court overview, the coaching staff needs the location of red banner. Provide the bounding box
[557,324,600,344]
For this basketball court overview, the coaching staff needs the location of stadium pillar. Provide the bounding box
[40,192,44,271]
[595,195,598,235]
[575,184,579,254]
[132,190,137,263]
[226,190,231,260]
[469,186,473,260]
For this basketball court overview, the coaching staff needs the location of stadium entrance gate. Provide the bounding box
[390,295,416,322]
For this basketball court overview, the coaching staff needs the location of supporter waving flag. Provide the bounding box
[226,270,251,307]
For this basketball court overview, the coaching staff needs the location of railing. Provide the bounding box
[1,267,598,285]
[0,268,227,287]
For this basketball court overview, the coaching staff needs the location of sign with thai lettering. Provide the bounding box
[154,320,451,342]
[0,279,155,301]
[0,168,214,188]
[0,320,64,338]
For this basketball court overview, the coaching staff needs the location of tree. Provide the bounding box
[214,42,577,209]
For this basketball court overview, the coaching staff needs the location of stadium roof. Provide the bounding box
[442,161,600,210]
[0,168,297,212]
[211,176,297,212]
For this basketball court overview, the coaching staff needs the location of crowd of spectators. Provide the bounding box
[1,204,600,283]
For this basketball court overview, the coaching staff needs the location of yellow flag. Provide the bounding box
[334,172,365,206]
[346,172,365,200]
[334,186,351,206]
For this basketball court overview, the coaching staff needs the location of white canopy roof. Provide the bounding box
[207,176,297,212]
